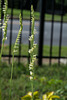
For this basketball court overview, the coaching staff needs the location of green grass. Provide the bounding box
[2,44,67,57]
[0,62,67,100]
[7,8,67,22]
[43,45,67,57]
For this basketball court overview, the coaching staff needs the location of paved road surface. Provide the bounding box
[4,19,67,46]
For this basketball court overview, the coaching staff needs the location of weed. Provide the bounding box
[9,13,23,100]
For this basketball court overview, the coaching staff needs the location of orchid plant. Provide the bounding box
[0,0,60,100]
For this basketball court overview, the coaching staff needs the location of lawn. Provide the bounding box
[7,8,67,22]
[0,62,67,100]
[2,44,67,57]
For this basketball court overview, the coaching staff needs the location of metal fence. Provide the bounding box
[38,0,67,65]
[0,0,67,65]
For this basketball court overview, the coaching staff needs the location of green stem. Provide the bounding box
[9,53,14,100]
[0,0,1,20]
[0,89,1,100]
[0,40,5,62]
[30,6,35,100]
[31,79,34,100]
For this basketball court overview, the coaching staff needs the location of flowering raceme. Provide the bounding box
[29,5,37,81]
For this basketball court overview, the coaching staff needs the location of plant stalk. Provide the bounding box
[9,53,14,100]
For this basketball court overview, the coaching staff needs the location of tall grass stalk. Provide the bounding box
[9,13,23,100]
[0,0,1,61]
[28,5,37,100]
[0,0,8,62]
[0,0,8,100]
[0,0,1,20]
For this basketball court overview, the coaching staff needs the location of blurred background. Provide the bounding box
[0,0,67,65]
[7,0,67,13]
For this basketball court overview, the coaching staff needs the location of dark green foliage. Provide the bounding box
[0,62,67,100]
[7,0,67,13]
[8,0,38,10]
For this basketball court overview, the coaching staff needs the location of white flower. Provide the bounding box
[13,50,17,53]
[30,71,33,76]
[5,37,7,40]
[33,43,37,48]
[28,48,34,53]
[29,35,34,41]
[3,37,7,41]
[30,76,33,80]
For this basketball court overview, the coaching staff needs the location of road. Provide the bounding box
[4,19,67,46]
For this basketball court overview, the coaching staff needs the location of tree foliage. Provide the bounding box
[8,0,38,10]
[55,0,67,6]
[4,0,67,12]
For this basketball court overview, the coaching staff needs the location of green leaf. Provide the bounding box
[47,92,54,98]
[33,91,39,99]
[21,95,32,100]
[50,95,60,99]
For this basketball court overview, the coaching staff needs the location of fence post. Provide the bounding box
[28,0,32,64]
[58,0,64,65]
[49,0,55,65]
[38,0,45,66]
[9,0,13,64]
[18,0,23,64]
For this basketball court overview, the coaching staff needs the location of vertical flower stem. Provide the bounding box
[0,0,1,19]
[31,79,34,100]
[0,0,8,62]
[0,0,1,57]
[0,89,1,100]
[9,53,14,100]
[29,5,37,100]
[9,13,23,100]
[0,0,2,62]
[0,40,4,62]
